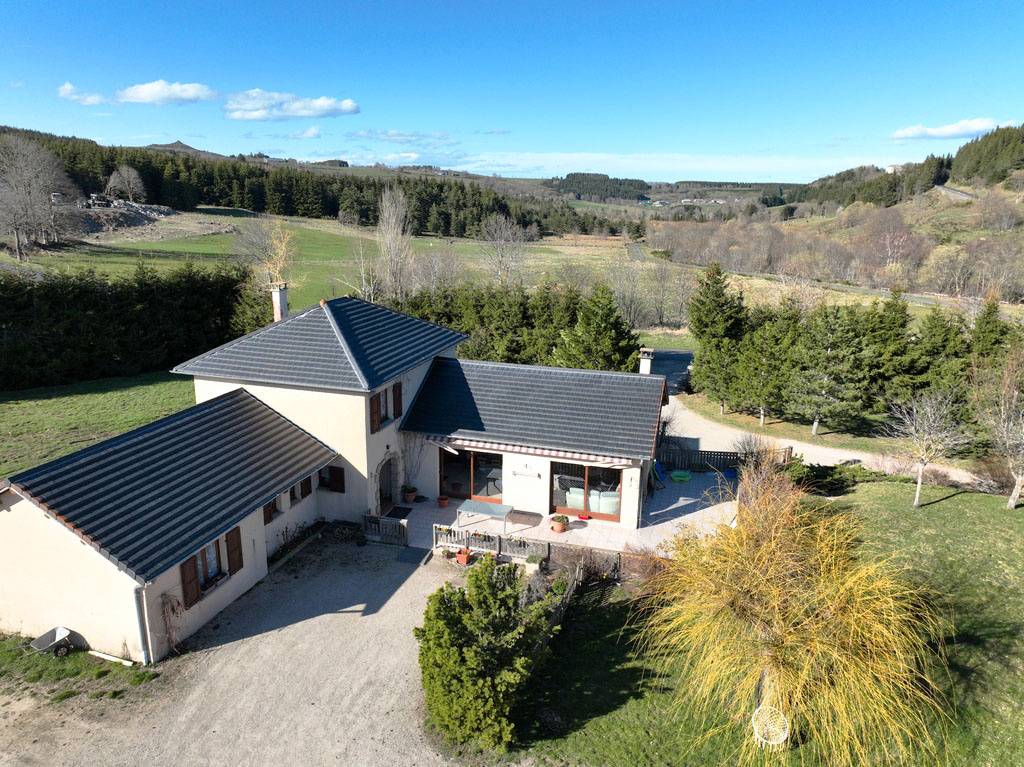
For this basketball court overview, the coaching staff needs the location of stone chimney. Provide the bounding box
[638,347,654,375]
[270,282,288,322]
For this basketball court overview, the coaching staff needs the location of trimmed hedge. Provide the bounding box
[0,261,270,390]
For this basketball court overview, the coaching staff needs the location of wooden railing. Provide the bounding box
[363,514,408,546]
[655,442,794,472]
[432,524,548,559]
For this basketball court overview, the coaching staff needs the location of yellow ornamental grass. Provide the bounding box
[639,472,947,766]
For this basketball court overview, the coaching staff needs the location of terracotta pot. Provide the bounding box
[403,492,416,503]
[551,521,566,533]
[456,549,472,565]
[437,496,449,508]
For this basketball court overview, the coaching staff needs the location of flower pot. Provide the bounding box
[551,521,566,533]
[437,496,449,508]
[456,549,472,565]
[403,492,416,503]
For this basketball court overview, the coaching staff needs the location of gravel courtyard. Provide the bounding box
[1,541,459,767]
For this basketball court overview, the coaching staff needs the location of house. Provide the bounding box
[1,295,665,663]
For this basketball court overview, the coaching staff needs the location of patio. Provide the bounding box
[398,471,736,554]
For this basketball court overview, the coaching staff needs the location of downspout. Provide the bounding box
[134,585,153,666]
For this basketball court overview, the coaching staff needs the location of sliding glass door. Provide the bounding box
[551,462,622,521]
[440,449,502,502]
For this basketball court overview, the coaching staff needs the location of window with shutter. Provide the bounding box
[300,476,312,498]
[180,556,200,610]
[370,392,381,433]
[226,527,244,575]
[329,466,345,492]
[263,500,277,525]
[393,382,403,419]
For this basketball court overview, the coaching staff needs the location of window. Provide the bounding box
[392,382,403,419]
[289,483,298,502]
[198,541,222,588]
[180,527,244,610]
[370,389,393,434]
[263,498,279,525]
[300,476,312,498]
[439,449,501,501]
[319,465,345,492]
[551,462,622,521]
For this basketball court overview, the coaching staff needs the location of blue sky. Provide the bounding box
[2,0,1021,182]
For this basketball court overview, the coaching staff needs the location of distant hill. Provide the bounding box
[141,141,230,162]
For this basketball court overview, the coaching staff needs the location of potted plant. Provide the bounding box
[524,553,544,575]
[402,485,417,503]
[437,495,450,508]
[455,547,472,565]
[551,514,569,533]
[441,548,454,560]
[355,530,367,547]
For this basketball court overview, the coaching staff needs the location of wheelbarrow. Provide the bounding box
[28,627,77,658]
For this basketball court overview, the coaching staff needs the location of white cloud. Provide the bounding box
[288,126,322,139]
[58,82,105,105]
[480,128,511,135]
[348,129,458,149]
[116,79,218,105]
[891,118,1016,140]
[9,81,25,88]
[384,152,421,163]
[224,89,358,120]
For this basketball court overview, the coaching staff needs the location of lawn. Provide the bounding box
[518,481,1024,766]
[0,633,159,704]
[678,391,894,455]
[1,372,194,478]
[639,329,699,351]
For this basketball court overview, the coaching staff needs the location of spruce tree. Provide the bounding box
[910,308,968,393]
[690,338,738,414]
[686,263,745,344]
[733,319,791,425]
[785,306,867,436]
[969,298,1007,360]
[550,285,640,371]
[861,290,915,406]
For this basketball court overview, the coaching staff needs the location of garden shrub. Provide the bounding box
[782,456,901,495]
[414,556,556,750]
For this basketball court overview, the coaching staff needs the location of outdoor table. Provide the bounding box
[456,498,514,534]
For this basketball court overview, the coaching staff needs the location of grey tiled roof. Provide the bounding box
[171,297,467,392]
[6,390,336,584]
[401,358,665,460]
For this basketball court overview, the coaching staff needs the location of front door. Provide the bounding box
[379,458,394,514]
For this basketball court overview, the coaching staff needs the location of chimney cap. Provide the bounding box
[319,298,326,307]
[639,347,654,359]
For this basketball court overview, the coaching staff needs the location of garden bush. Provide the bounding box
[414,556,556,750]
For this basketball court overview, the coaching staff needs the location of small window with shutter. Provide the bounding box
[300,476,312,498]
[329,466,345,493]
[180,556,200,609]
[263,499,278,525]
[393,381,403,419]
[370,392,381,434]
[226,527,244,575]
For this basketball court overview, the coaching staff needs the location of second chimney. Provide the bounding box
[638,347,654,375]
[270,282,289,322]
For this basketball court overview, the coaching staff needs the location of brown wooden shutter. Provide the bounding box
[300,476,312,498]
[263,502,275,525]
[370,392,381,434]
[180,556,200,609]
[393,382,403,419]
[329,466,345,493]
[225,527,244,575]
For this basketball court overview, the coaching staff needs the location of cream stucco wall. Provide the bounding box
[263,483,320,556]
[0,491,145,660]
[142,506,269,662]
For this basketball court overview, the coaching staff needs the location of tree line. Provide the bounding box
[0,262,270,390]
[687,264,1013,433]
[542,172,651,201]
[788,156,952,208]
[0,126,627,240]
[951,124,1024,185]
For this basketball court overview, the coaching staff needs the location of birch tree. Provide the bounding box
[0,134,77,259]
[105,165,147,203]
[479,214,526,287]
[973,348,1024,509]
[884,389,971,507]
[377,186,415,301]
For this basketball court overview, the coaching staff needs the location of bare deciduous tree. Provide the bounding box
[377,186,415,301]
[973,349,1024,509]
[236,216,295,286]
[609,252,645,331]
[0,134,77,259]
[415,240,461,292]
[479,214,526,286]
[105,165,146,203]
[977,193,1020,232]
[884,389,971,507]
[648,258,673,326]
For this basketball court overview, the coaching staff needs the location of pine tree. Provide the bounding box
[686,263,745,344]
[691,338,738,415]
[910,308,968,393]
[861,290,915,406]
[969,298,1007,360]
[550,285,640,371]
[785,306,867,435]
[733,319,791,425]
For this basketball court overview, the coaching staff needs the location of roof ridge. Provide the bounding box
[320,302,369,390]
[442,356,664,381]
[328,295,467,336]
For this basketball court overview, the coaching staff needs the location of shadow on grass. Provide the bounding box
[918,490,968,508]
[514,583,662,746]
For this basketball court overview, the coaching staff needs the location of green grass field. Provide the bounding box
[0,372,194,478]
[519,481,1024,766]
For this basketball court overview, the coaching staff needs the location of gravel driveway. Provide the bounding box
[2,541,459,767]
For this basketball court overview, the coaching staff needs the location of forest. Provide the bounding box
[542,172,651,201]
[0,126,627,239]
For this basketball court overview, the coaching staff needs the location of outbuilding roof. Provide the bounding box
[401,358,665,461]
[171,296,467,392]
[5,389,336,584]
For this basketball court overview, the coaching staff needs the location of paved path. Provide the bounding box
[663,396,977,486]
[2,542,457,767]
